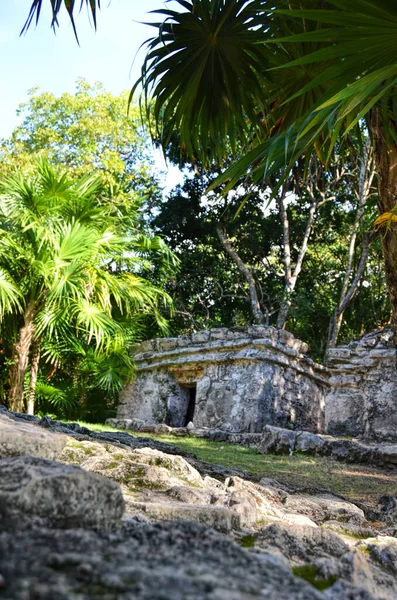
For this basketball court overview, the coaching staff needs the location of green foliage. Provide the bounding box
[136,1,397,193]
[238,534,258,548]
[292,565,338,591]
[0,160,171,342]
[133,0,269,164]
[153,160,388,357]
[0,80,160,201]
[0,160,176,416]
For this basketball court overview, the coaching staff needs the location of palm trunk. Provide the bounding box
[27,341,41,415]
[216,224,265,324]
[8,301,36,412]
[370,110,397,336]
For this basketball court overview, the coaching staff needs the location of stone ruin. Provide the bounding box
[326,327,397,442]
[116,326,328,434]
[114,326,397,443]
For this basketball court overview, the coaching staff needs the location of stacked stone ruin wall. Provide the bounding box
[326,328,397,442]
[117,326,329,434]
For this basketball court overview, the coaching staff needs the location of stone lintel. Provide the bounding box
[134,342,329,387]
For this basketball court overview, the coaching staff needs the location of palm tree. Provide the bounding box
[135,0,397,332]
[0,160,173,413]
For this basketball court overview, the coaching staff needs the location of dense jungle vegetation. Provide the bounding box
[2,0,397,421]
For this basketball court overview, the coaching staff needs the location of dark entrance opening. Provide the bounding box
[184,385,196,426]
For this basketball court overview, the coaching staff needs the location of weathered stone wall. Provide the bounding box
[326,328,397,441]
[117,326,329,433]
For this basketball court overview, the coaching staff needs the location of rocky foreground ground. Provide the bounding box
[1,407,397,599]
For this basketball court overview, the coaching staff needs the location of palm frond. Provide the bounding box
[0,268,23,320]
[133,0,269,164]
[22,0,101,43]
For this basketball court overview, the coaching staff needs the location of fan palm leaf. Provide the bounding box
[133,0,270,163]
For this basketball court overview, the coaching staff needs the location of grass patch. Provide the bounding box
[239,534,258,548]
[71,421,397,507]
[292,565,337,591]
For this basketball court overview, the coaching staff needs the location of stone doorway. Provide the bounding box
[184,385,197,426]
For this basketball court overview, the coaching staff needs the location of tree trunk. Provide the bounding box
[8,301,36,412]
[370,110,397,336]
[216,224,265,324]
[277,189,317,329]
[27,341,41,415]
[326,139,374,350]
[326,233,372,352]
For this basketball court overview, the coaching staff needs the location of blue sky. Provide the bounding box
[0,0,183,187]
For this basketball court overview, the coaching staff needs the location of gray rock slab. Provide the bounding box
[125,500,235,532]
[0,456,124,530]
[253,522,350,563]
[0,520,324,599]
[0,412,66,459]
[258,424,296,454]
[295,430,325,454]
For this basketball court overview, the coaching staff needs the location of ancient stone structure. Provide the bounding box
[325,328,397,442]
[116,326,329,434]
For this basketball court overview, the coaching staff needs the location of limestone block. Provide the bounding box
[328,374,362,387]
[283,493,365,525]
[300,341,309,354]
[326,439,375,464]
[325,392,365,438]
[157,338,179,352]
[226,329,247,340]
[370,348,396,359]
[363,336,378,348]
[258,425,296,455]
[348,356,378,367]
[191,330,210,344]
[140,340,155,352]
[228,433,262,448]
[209,328,229,340]
[248,325,276,339]
[281,513,318,527]
[226,326,249,341]
[326,348,352,360]
[295,431,325,454]
[252,522,349,563]
[228,490,257,528]
[177,335,192,347]
[278,330,295,344]
[375,445,397,466]
[170,427,189,436]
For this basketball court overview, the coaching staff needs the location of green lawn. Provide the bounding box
[75,421,397,507]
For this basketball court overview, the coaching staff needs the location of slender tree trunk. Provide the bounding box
[27,341,41,415]
[216,224,265,324]
[277,191,317,329]
[370,110,397,337]
[327,234,372,352]
[326,140,374,350]
[8,301,36,412]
